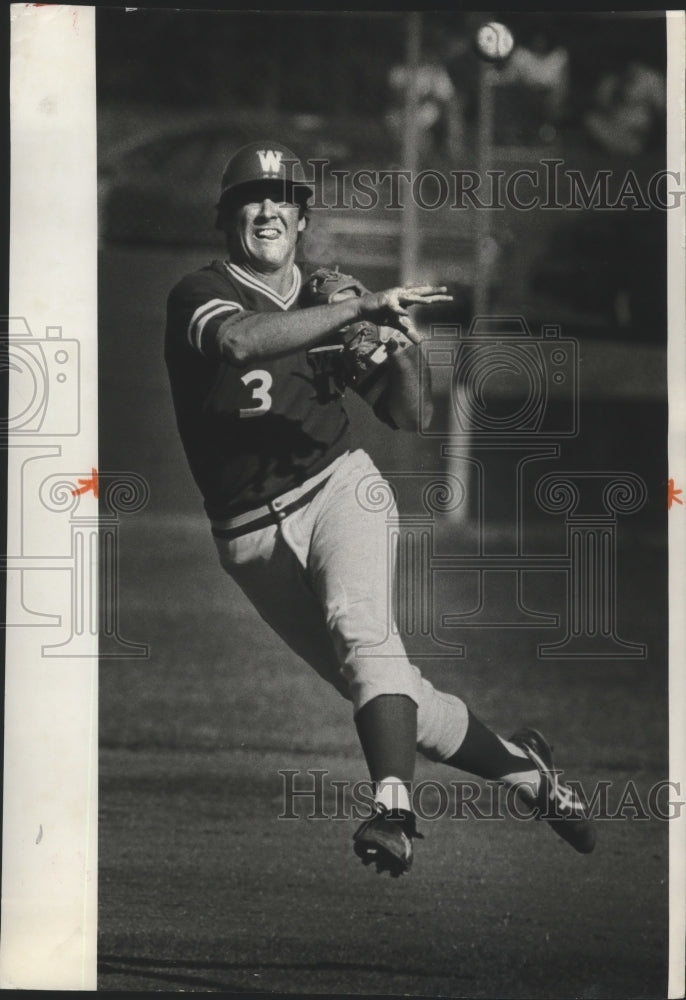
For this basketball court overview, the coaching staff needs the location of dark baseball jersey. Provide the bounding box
[165,259,351,518]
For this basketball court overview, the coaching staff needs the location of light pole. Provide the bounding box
[473,60,496,316]
[400,11,422,285]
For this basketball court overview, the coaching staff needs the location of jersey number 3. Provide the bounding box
[239,370,273,418]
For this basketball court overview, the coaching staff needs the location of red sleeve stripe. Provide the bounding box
[187,299,243,354]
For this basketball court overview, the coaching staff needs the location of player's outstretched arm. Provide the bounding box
[215,299,365,365]
[213,285,451,366]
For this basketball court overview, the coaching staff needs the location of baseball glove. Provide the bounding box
[301,266,412,404]
[301,266,369,305]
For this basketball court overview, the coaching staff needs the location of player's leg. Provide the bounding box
[213,522,352,700]
[215,457,594,860]
[301,454,523,825]
[416,688,596,853]
[414,684,539,792]
[303,451,594,856]
[286,452,431,872]
[302,453,421,796]
[300,454,528,794]
[214,454,471,809]
[215,505,422,874]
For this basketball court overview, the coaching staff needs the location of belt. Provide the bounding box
[211,466,334,542]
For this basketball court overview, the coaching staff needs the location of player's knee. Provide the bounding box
[416,682,469,762]
[340,655,422,714]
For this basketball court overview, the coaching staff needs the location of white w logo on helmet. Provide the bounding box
[257,149,284,176]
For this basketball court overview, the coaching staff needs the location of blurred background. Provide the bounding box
[98,10,668,314]
[97,8,668,518]
[96,13,671,992]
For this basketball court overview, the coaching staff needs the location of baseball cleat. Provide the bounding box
[353,806,423,877]
[509,727,596,855]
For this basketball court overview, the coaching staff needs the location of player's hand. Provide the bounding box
[358,286,452,342]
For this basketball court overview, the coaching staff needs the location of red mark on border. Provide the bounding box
[72,468,99,499]
[668,478,682,509]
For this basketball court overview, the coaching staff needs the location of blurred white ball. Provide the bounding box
[474,22,514,63]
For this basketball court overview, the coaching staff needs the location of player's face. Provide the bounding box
[227,182,306,272]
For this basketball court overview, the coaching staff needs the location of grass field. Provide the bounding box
[97,246,671,996]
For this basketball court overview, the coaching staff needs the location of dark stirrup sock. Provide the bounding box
[443,708,533,780]
[354,694,417,786]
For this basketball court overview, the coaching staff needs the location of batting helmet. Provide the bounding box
[215,140,313,229]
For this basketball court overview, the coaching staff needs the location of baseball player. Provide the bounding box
[165,140,595,877]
